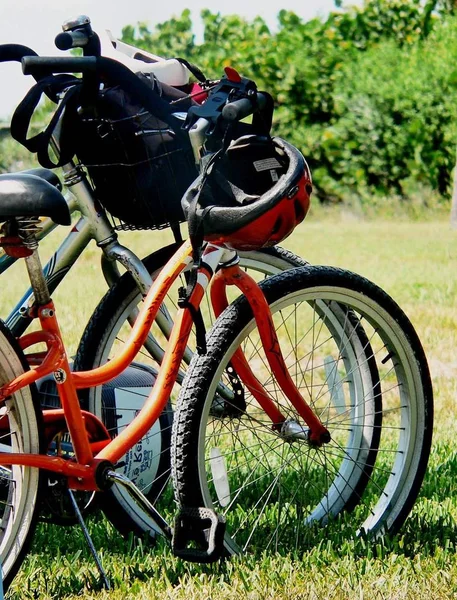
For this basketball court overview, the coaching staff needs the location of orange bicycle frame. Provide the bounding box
[0,240,328,490]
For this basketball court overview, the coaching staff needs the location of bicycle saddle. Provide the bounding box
[19,167,62,191]
[0,173,71,225]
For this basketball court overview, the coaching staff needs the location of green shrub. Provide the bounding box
[2,1,455,210]
[312,19,457,202]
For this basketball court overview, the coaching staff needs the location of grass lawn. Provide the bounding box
[4,216,457,599]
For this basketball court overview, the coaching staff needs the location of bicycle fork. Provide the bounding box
[211,260,330,446]
[173,249,330,563]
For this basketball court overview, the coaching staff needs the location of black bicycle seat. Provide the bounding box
[19,167,62,191]
[0,173,71,225]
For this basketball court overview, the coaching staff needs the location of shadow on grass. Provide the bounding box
[11,502,457,600]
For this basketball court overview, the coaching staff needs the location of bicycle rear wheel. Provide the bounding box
[0,321,42,590]
[172,266,433,554]
[74,244,309,538]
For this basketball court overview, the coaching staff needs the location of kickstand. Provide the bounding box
[67,488,111,590]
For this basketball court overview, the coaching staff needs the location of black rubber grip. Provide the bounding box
[22,55,97,75]
[222,92,267,122]
[0,45,58,97]
[55,31,89,51]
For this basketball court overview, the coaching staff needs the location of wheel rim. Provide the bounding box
[0,352,40,584]
[194,285,427,554]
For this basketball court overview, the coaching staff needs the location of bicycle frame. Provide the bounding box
[1,163,186,373]
[0,239,328,492]
[2,169,152,334]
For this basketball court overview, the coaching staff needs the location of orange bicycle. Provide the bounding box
[0,52,432,591]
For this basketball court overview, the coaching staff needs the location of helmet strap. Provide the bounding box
[180,156,222,356]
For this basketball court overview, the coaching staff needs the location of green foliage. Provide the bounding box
[327,0,438,47]
[119,2,457,205]
[1,1,455,208]
[0,136,37,173]
[122,9,195,58]
[313,24,457,201]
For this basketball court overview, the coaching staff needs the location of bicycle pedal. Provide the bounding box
[172,507,226,563]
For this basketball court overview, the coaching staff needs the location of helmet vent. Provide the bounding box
[271,217,283,235]
[294,198,305,223]
[287,185,299,199]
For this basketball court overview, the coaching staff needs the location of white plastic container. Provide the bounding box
[98,29,191,87]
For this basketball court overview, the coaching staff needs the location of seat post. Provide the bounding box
[2,215,53,307]
[0,216,52,307]
[24,248,51,306]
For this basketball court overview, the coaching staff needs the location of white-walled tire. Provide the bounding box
[172,266,433,554]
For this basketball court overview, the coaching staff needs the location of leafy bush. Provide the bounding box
[313,22,457,201]
[2,1,455,209]
[120,1,457,206]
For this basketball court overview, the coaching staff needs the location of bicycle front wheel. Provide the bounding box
[172,266,433,554]
[0,321,42,590]
[74,244,309,538]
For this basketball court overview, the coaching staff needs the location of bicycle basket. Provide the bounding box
[11,71,199,230]
[74,78,198,229]
[76,78,198,228]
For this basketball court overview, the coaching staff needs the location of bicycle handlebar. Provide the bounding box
[22,55,265,133]
[3,39,270,158]
[22,55,96,74]
[55,30,90,51]
[0,44,56,100]
[22,55,189,137]
[221,93,268,122]
[57,15,100,57]
[0,44,38,64]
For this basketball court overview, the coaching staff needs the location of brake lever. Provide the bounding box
[183,70,258,133]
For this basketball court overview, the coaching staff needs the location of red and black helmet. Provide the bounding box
[182,135,312,251]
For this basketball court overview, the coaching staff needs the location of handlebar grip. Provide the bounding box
[22,55,97,75]
[221,92,268,122]
[55,30,89,51]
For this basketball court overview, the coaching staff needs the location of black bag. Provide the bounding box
[11,72,199,230]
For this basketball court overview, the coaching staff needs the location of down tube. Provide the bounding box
[95,244,225,465]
